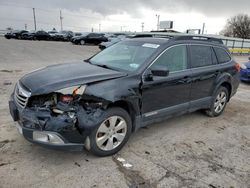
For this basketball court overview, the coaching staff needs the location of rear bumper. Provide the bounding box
[9,97,85,151]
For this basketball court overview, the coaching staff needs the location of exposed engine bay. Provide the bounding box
[20,90,107,143]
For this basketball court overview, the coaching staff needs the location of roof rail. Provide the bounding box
[173,35,223,44]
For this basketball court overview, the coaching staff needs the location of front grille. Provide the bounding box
[14,82,31,108]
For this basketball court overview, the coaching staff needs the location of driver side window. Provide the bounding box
[152,45,187,73]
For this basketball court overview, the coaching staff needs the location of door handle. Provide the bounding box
[178,76,191,84]
[215,70,221,74]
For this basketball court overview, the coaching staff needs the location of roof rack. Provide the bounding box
[130,32,224,44]
[152,34,174,39]
[148,32,223,44]
[172,35,223,44]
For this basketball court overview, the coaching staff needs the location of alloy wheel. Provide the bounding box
[95,116,127,151]
[214,91,227,113]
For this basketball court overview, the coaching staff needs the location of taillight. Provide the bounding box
[234,63,241,72]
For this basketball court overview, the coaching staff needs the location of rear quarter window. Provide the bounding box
[213,47,231,64]
[189,45,214,68]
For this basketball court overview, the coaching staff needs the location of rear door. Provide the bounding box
[188,44,219,110]
[87,33,99,43]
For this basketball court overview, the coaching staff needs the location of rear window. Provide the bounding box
[190,45,214,68]
[213,47,231,64]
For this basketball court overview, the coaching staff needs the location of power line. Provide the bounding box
[0,2,33,9]
[0,16,90,30]
[0,3,144,32]
[0,3,141,23]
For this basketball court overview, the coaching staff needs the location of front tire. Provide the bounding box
[206,86,229,117]
[87,107,132,157]
[80,40,85,45]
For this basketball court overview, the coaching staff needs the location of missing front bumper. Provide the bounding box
[9,98,86,151]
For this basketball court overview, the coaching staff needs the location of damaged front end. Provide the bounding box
[10,83,107,151]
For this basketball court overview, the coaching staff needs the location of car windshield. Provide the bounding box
[80,32,89,37]
[59,31,69,34]
[90,41,160,72]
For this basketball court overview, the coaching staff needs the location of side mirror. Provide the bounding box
[151,66,169,77]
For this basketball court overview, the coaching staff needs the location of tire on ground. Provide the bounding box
[206,86,229,117]
[87,107,132,157]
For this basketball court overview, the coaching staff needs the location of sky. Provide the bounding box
[0,0,249,34]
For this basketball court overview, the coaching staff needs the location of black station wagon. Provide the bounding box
[9,35,240,156]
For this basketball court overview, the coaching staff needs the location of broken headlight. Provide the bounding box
[56,85,87,96]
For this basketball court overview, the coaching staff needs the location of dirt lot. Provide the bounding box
[0,37,249,188]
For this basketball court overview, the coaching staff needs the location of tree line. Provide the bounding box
[221,14,250,39]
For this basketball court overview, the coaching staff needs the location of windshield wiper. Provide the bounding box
[95,64,115,70]
[84,59,91,63]
[85,60,120,71]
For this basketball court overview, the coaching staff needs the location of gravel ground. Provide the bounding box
[0,37,249,188]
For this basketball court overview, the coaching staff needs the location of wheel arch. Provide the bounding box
[220,82,232,101]
[214,73,233,101]
[107,100,137,132]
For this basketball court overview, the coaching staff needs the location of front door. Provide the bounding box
[141,44,192,122]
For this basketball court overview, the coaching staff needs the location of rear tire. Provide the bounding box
[80,40,85,45]
[206,86,229,117]
[87,107,132,157]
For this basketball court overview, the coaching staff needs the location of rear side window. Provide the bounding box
[189,45,214,68]
[213,47,231,64]
[151,45,187,73]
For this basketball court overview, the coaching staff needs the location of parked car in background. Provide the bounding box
[48,30,58,40]
[20,31,36,40]
[9,36,239,156]
[54,30,74,41]
[71,33,108,45]
[74,32,84,37]
[99,35,126,50]
[240,57,250,82]
[5,30,28,39]
[33,30,51,40]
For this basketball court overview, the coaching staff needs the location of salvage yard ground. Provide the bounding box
[0,37,249,188]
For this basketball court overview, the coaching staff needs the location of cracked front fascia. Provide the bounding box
[20,102,105,143]
[20,75,142,143]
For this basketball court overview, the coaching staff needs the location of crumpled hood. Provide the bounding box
[20,61,127,95]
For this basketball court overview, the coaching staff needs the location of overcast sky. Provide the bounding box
[0,0,249,34]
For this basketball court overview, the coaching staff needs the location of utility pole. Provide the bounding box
[202,23,205,34]
[156,14,160,31]
[141,22,144,32]
[25,24,27,30]
[99,24,101,32]
[60,10,63,31]
[32,8,37,31]
[120,26,127,32]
